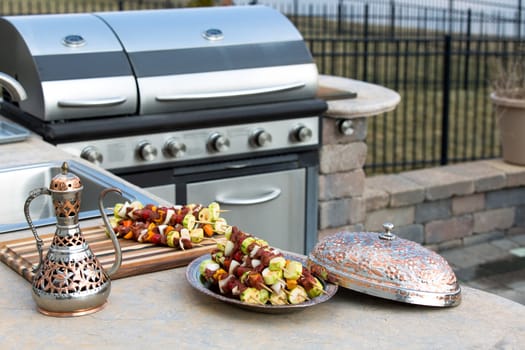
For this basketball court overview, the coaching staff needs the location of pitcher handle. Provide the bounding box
[24,187,51,273]
[98,187,123,277]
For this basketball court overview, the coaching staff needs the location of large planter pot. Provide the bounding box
[490,92,525,166]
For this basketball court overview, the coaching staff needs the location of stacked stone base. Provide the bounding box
[318,117,525,251]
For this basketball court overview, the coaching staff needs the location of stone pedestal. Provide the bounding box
[317,75,401,239]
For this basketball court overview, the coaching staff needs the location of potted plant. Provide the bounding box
[490,59,525,165]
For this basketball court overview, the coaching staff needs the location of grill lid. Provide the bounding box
[96,6,318,115]
[0,13,138,121]
[307,223,461,307]
[0,6,319,121]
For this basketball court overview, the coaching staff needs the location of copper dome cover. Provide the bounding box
[307,223,461,307]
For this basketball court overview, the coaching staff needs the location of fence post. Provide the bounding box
[363,3,369,81]
[448,0,454,34]
[463,9,471,89]
[390,0,396,38]
[293,0,299,24]
[337,0,343,35]
[441,35,452,166]
[518,0,523,39]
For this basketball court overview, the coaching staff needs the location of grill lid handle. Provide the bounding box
[0,72,27,102]
[215,188,281,206]
[57,96,127,107]
[155,82,306,101]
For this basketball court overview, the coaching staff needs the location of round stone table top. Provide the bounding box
[319,75,401,119]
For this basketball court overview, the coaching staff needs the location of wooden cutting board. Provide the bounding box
[0,225,220,283]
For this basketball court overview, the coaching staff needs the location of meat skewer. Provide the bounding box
[200,225,326,305]
[110,201,230,251]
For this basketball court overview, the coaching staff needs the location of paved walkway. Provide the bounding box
[439,232,525,305]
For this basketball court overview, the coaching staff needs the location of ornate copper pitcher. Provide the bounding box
[24,161,123,317]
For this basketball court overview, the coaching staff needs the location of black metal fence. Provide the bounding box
[0,0,186,13]
[1,0,524,175]
[243,0,525,174]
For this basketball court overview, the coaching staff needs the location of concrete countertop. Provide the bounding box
[319,75,401,119]
[1,259,524,349]
[0,85,524,349]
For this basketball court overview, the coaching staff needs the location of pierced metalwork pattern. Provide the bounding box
[53,194,81,218]
[32,254,108,295]
[50,176,82,191]
[32,230,108,295]
[51,231,85,247]
[308,231,461,307]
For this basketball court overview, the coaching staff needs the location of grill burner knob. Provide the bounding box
[208,132,230,153]
[292,125,313,142]
[164,139,186,158]
[80,146,103,165]
[337,119,355,136]
[250,129,272,148]
[137,142,158,161]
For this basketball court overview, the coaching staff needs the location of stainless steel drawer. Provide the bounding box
[187,168,306,254]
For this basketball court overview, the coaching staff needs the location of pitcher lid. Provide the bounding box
[307,223,461,307]
[49,161,83,192]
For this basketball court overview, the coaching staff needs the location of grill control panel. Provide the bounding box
[58,116,319,170]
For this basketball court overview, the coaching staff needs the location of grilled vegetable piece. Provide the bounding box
[240,287,261,304]
[198,208,211,222]
[306,278,324,299]
[262,267,282,285]
[183,213,196,230]
[288,285,309,304]
[268,256,286,271]
[208,202,221,221]
[269,289,288,305]
[283,260,303,280]
[190,228,204,243]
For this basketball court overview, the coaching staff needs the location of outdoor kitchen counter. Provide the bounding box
[319,74,401,119]
[0,136,524,349]
[0,260,524,349]
[1,118,524,349]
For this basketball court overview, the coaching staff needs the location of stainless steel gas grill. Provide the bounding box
[0,6,327,254]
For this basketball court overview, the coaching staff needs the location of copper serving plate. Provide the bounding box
[186,252,338,314]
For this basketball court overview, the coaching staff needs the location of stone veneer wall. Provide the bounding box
[318,117,525,251]
[318,117,368,235]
